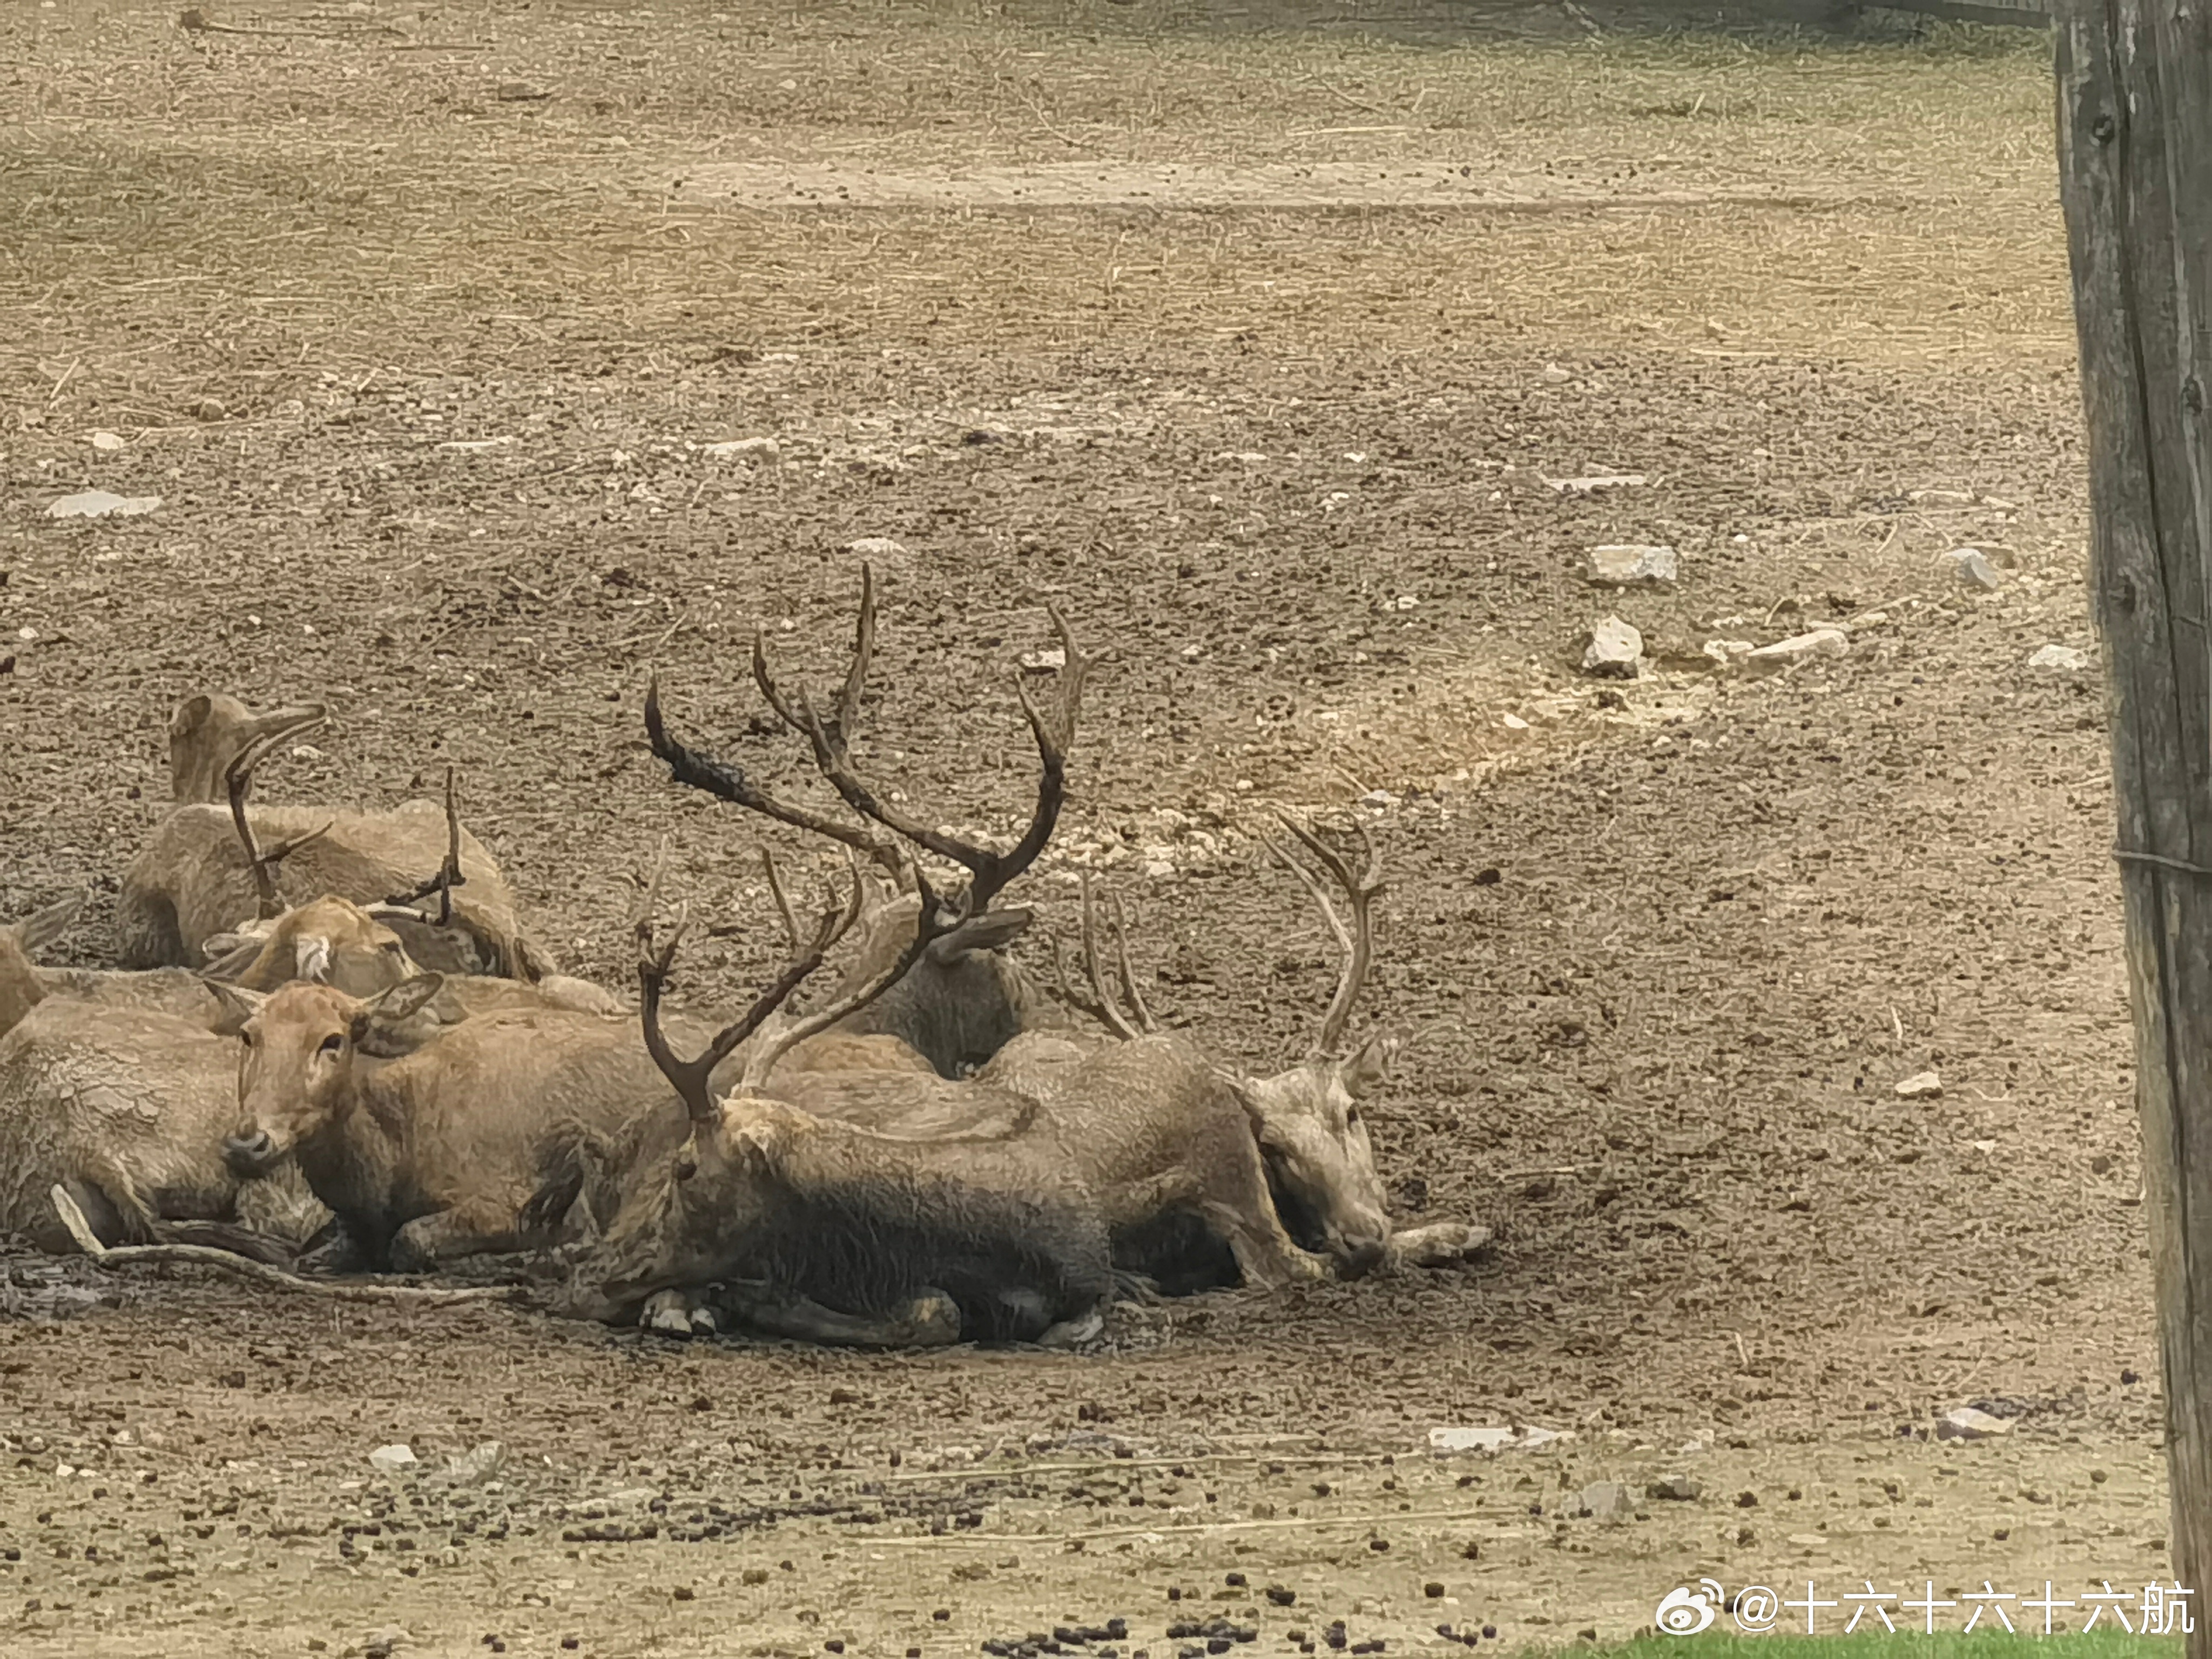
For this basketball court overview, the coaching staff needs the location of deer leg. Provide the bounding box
[388,1199,523,1272]
[718,1283,962,1348]
[1198,1136,1330,1290]
[1382,1220,1494,1272]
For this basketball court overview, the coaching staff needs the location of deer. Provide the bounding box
[116,693,559,981]
[1,889,435,1042]
[542,859,1113,1348]
[644,568,1464,1287]
[0,993,330,1260]
[994,832,1494,1285]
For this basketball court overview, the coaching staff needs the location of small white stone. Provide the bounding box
[1939,548,2001,591]
[1936,1406,2012,1441]
[47,489,161,518]
[704,436,779,460]
[1547,472,1647,494]
[846,536,908,559]
[368,1444,417,1473]
[1586,544,1678,589]
[1019,648,1067,672]
[87,430,125,451]
[2029,644,2089,672]
[1502,713,1531,731]
[1894,1071,1943,1100]
[1744,628,1849,671]
[1581,616,1644,679]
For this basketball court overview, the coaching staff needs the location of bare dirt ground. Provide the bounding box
[0,3,2174,1657]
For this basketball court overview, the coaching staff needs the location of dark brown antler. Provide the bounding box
[382,766,468,923]
[222,713,333,921]
[753,563,1091,918]
[1259,813,1385,1056]
[636,848,871,1125]
[644,672,908,881]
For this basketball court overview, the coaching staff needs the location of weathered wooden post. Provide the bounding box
[2056,0,2212,1643]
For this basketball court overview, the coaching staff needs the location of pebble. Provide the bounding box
[1547,473,1647,494]
[1744,628,1849,671]
[46,489,161,518]
[846,536,909,559]
[87,430,125,451]
[1647,1474,1701,1501]
[368,1444,417,1473]
[1585,544,1678,589]
[2028,644,2089,672]
[1580,617,1644,679]
[1940,547,2001,590]
[1571,1480,1631,1519]
[1893,1071,1943,1100]
[1937,1406,2013,1441]
[704,436,779,460]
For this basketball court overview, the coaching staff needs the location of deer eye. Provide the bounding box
[382,941,406,957]
[317,1034,345,1058]
[1344,1106,1361,1128]
[674,1156,699,1183]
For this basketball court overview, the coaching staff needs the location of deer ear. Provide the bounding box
[15,892,87,959]
[1339,1031,1401,1100]
[201,980,268,1034]
[926,906,1033,962]
[198,938,265,985]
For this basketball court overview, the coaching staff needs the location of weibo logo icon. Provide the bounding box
[1655,1581,1724,1636]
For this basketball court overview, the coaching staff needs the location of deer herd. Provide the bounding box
[0,567,1488,1349]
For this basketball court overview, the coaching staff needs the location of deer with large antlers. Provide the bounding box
[988,820,1492,1283]
[116,693,561,982]
[643,564,1085,1081]
[542,855,1112,1347]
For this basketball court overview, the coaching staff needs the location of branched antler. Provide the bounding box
[645,672,908,880]
[1047,873,1158,1042]
[747,563,1092,917]
[635,849,959,1121]
[222,711,333,921]
[1258,812,1385,1056]
[382,766,468,923]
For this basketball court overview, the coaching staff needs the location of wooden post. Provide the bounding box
[2057,0,2212,1645]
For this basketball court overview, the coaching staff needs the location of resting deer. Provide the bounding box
[646,569,1440,1286]
[1004,828,1492,1283]
[545,859,1111,1348]
[0,991,330,1259]
[117,693,558,980]
[1,889,437,1041]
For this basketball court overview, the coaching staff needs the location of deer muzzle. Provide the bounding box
[223,1129,280,1177]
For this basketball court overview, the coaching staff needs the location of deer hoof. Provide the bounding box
[893,1290,961,1347]
[1037,1308,1105,1350]
[1391,1221,1494,1269]
[643,1290,703,1337]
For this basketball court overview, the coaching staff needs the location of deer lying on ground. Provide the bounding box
[644,562,1085,1081]
[1,890,435,1041]
[117,693,559,980]
[647,569,1432,1287]
[543,864,1112,1348]
[0,994,329,1259]
[0,887,442,1258]
[1000,836,1492,1284]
